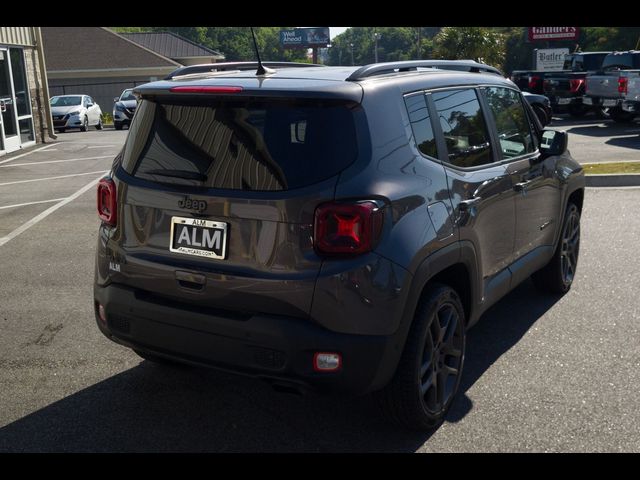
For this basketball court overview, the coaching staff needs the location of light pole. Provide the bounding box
[374,32,381,63]
[350,43,354,65]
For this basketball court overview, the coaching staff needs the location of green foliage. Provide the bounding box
[327,27,440,66]
[433,27,505,69]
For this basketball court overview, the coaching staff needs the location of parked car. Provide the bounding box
[542,51,610,117]
[112,88,137,130]
[50,95,103,132]
[94,60,584,431]
[584,50,640,122]
[522,91,552,126]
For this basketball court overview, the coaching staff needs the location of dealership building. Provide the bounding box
[0,27,54,155]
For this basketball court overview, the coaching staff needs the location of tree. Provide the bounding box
[433,27,505,69]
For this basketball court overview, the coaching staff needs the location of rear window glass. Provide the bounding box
[602,53,640,70]
[121,98,360,191]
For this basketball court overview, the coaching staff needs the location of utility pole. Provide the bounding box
[374,32,381,63]
[416,27,421,59]
[350,43,354,65]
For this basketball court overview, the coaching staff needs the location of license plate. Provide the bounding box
[170,216,228,259]
[603,99,618,107]
[558,98,571,105]
[583,97,593,105]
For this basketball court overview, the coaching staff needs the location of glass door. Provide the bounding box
[0,48,21,153]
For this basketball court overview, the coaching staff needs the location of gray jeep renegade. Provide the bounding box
[94,60,584,430]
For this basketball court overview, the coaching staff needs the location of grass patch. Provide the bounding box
[583,162,640,175]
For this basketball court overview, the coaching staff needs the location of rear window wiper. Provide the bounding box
[143,169,207,182]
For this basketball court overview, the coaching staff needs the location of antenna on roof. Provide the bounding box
[250,27,275,76]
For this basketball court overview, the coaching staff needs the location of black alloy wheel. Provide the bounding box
[532,202,581,294]
[559,204,581,289]
[376,284,466,430]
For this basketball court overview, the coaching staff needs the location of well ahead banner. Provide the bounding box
[528,27,580,42]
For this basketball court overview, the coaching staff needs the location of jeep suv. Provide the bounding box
[94,60,585,430]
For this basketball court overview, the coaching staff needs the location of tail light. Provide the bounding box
[97,177,117,226]
[618,76,628,94]
[528,75,541,90]
[569,78,585,93]
[314,201,384,256]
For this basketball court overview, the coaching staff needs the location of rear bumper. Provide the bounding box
[583,96,623,107]
[94,283,399,394]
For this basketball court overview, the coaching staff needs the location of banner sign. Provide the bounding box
[280,27,330,48]
[528,27,580,41]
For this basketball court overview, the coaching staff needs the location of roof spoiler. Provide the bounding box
[346,60,503,81]
[165,62,325,80]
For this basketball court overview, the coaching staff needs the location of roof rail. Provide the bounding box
[346,60,503,81]
[165,61,325,80]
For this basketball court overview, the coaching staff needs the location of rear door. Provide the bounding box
[111,95,364,318]
[427,87,517,302]
[482,86,562,273]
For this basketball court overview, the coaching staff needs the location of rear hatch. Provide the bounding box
[543,72,585,98]
[107,74,366,319]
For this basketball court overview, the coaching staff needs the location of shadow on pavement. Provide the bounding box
[605,136,640,150]
[0,281,560,452]
[564,123,640,138]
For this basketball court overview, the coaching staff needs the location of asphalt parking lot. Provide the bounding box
[0,121,639,452]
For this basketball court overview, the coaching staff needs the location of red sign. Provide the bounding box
[528,27,580,41]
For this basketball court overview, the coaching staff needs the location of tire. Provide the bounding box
[95,118,103,130]
[134,349,184,366]
[568,103,589,118]
[532,202,580,294]
[80,116,88,132]
[532,104,549,126]
[610,107,636,123]
[114,122,123,131]
[376,283,466,431]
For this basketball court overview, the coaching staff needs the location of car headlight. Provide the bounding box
[69,110,81,116]
[115,104,126,112]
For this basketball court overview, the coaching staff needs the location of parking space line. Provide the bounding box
[0,198,67,210]
[0,155,112,168]
[0,170,107,187]
[0,174,106,248]
[0,144,57,166]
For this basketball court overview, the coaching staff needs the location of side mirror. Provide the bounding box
[86,102,93,108]
[113,97,119,103]
[539,129,568,156]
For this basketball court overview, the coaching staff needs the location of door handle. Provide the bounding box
[458,196,482,211]
[514,180,532,192]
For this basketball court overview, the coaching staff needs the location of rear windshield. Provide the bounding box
[602,53,640,70]
[120,98,360,191]
[565,53,608,71]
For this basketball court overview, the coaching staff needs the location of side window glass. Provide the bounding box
[484,87,535,159]
[404,93,438,159]
[432,89,492,168]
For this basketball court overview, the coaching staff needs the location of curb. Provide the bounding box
[585,174,640,187]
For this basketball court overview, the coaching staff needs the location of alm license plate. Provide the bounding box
[170,216,228,259]
[603,99,618,107]
[557,98,571,105]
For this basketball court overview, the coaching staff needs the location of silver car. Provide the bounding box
[50,95,103,132]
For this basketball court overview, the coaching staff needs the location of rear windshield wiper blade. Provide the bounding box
[143,169,207,181]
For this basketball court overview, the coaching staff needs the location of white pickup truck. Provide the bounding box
[584,51,640,122]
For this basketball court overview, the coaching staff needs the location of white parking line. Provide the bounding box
[0,155,112,168]
[0,174,106,248]
[0,170,107,187]
[0,198,67,210]
[0,144,57,166]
